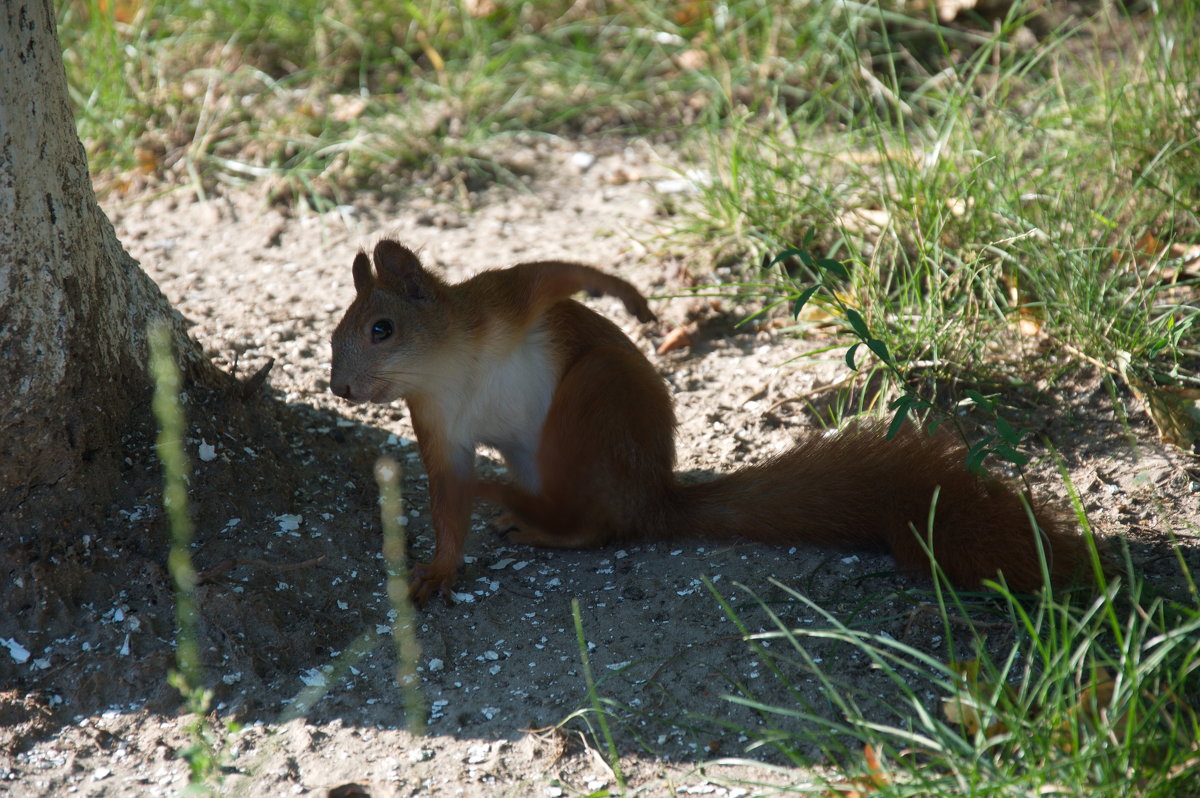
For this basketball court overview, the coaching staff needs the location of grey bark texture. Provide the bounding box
[1,1,216,537]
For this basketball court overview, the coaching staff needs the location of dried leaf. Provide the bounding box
[1055,668,1117,753]
[943,660,1014,738]
[415,30,445,73]
[1127,378,1200,449]
[1004,278,1044,337]
[819,744,890,796]
[1111,231,1161,282]
[862,744,889,789]
[98,0,141,24]
[1136,231,1167,259]
[1016,316,1042,336]
[674,0,709,26]
[657,325,694,354]
[135,147,161,174]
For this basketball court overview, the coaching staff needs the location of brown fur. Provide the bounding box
[331,240,1092,604]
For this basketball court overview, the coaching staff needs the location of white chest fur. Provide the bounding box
[435,323,557,491]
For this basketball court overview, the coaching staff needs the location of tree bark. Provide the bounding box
[0,0,220,537]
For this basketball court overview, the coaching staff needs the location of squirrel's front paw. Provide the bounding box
[409,563,455,607]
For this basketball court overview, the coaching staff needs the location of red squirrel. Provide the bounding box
[330,239,1090,604]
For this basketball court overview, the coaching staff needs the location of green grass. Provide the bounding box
[563,544,1199,796]
[561,476,1198,796]
[56,0,760,202]
[57,2,1079,203]
[697,572,1200,797]
[674,2,1199,421]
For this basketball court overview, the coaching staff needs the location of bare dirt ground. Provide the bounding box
[2,138,1197,796]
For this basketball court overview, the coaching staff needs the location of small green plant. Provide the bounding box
[165,673,224,795]
[375,456,425,735]
[149,322,232,794]
[764,233,1034,473]
[571,598,626,792]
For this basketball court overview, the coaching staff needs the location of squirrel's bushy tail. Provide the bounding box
[663,423,1091,591]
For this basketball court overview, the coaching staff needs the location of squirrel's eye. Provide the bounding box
[370,319,394,343]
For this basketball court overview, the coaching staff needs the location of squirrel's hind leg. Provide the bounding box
[475,480,612,549]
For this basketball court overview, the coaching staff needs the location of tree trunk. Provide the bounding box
[0,0,220,537]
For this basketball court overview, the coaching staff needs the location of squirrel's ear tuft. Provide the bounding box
[373,239,429,301]
[351,250,373,294]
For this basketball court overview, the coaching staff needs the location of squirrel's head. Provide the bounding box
[329,239,449,404]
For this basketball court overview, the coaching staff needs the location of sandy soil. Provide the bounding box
[2,138,1197,796]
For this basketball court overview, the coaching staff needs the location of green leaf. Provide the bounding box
[994,416,1021,446]
[887,403,911,439]
[991,444,1030,467]
[965,436,995,475]
[964,389,994,412]
[792,285,820,318]
[845,342,861,371]
[766,248,808,270]
[866,337,892,366]
[816,257,849,279]
[889,394,930,413]
[844,307,870,339]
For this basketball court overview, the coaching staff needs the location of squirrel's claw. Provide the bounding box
[409,563,455,607]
